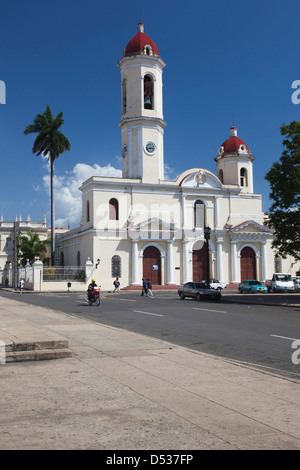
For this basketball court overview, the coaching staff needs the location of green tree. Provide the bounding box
[265,121,300,260]
[18,231,49,266]
[24,105,70,266]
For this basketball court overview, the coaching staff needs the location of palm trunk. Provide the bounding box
[50,158,55,266]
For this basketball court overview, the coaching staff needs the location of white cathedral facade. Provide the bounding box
[57,23,297,290]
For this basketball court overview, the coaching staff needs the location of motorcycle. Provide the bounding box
[87,287,101,306]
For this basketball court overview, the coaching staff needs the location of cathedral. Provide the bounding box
[57,23,296,290]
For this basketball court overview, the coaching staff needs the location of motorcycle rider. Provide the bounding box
[87,279,97,302]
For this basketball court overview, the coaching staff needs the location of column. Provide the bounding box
[216,238,223,282]
[33,258,43,292]
[183,240,189,284]
[261,241,267,282]
[181,193,186,237]
[231,241,238,282]
[167,241,175,284]
[131,240,139,285]
[214,196,220,229]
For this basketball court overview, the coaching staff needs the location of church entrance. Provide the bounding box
[192,245,207,282]
[240,247,257,280]
[143,246,161,285]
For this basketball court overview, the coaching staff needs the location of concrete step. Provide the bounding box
[4,339,72,363]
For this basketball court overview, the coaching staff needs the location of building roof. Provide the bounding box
[124,23,160,57]
[221,126,250,154]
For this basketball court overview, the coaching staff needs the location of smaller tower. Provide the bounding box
[215,126,255,193]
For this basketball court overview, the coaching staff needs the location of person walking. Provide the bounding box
[146,279,153,297]
[141,278,147,296]
[113,277,120,293]
[18,278,24,294]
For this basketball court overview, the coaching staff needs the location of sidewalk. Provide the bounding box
[0,295,300,450]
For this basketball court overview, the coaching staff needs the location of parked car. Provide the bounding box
[293,277,300,292]
[238,280,268,294]
[265,273,294,293]
[209,279,227,291]
[178,282,222,301]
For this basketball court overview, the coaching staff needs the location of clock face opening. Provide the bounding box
[144,141,156,155]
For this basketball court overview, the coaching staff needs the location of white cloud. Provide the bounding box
[40,162,122,228]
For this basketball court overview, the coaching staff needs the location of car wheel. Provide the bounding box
[196,293,201,301]
[217,287,222,292]
[180,292,185,300]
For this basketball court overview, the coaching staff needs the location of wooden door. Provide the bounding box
[240,247,257,280]
[143,246,161,285]
[193,245,207,282]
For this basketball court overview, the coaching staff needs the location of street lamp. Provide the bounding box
[204,226,211,286]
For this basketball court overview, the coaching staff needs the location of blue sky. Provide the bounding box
[0,0,299,228]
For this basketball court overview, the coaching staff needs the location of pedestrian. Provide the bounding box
[141,278,147,296]
[113,277,120,293]
[18,278,24,294]
[146,279,153,297]
[5,277,9,288]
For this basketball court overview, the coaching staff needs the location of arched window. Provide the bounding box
[109,198,119,220]
[111,255,121,278]
[144,75,154,110]
[194,200,205,228]
[86,200,90,223]
[122,78,126,115]
[240,168,248,187]
[218,169,224,183]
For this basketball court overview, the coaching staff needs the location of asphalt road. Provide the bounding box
[1,289,300,379]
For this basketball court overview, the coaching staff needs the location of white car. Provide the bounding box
[209,279,227,291]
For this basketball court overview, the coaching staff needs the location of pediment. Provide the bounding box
[177,168,222,189]
[230,220,272,233]
[127,211,177,240]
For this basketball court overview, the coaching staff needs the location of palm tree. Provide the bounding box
[18,230,49,266]
[24,105,70,266]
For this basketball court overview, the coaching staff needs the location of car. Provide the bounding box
[238,280,268,294]
[178,282,222,301]
[293,277,300,292]
[209,279,227,291]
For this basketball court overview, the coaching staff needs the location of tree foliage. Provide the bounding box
[24,105,70,265]
[265,121,300,260]
[18,231,49,266]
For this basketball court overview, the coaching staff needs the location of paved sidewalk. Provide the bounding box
[0,295,300,450]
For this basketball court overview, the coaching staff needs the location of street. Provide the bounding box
[1,289,300,378]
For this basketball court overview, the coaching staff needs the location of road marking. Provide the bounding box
[133,310,163,317]
[193,307,228,313]
[270,334,300,341]
[119,298,136,302]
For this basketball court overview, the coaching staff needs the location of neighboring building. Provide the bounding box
[57,23,300,290]
[0,216,48,270]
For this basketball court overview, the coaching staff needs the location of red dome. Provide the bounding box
[221,127,250,153]
[124,23,160,57]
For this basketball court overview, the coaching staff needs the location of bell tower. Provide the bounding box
[215,126,255,193]
[118,23,166,184]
